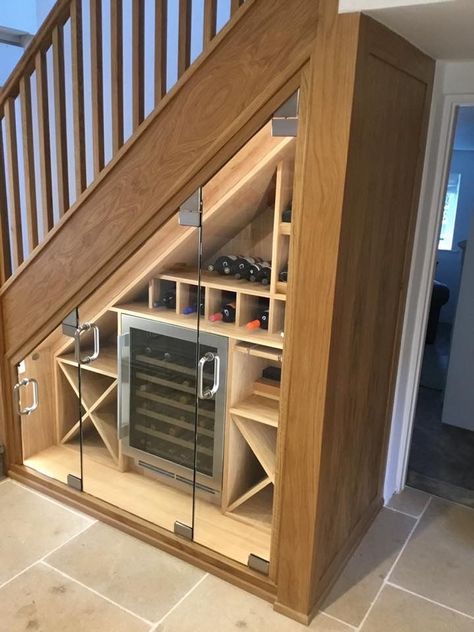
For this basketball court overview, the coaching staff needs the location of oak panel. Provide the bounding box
[2,0,319,362]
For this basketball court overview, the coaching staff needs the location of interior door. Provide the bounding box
[18,309,83,490]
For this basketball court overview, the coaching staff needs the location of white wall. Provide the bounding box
[338,0,453,12]
[384,60,474,501]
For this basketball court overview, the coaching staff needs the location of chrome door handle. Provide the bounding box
[75,323,100,364]
[13,378,39,415]
[198,352,220,400]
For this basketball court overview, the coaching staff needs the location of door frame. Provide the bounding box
[386,93,474,498]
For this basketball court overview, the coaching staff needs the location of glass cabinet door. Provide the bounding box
[19,309,83,490]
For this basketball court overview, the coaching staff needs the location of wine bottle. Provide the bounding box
[233,256,264,280]
[182,297,205,315]
[249,261,271,284]
[279,264,288,283]
[209,301,236,323]
[281,207,292,223]
[207,255,238,275]
[153,289,176,309]
[246,308,269,330]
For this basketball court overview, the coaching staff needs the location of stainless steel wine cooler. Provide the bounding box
[118,315,227,499]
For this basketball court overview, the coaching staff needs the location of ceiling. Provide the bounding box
[360,0,474,59]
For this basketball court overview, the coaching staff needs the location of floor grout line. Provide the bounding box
[9,478,98,523]
[41,560,154,626]
[318,609,358,630]
[386,582,474,621]
[355,496,433,631]
[0,520,94,593]
[149,573,210,631]
[383,504,425,520]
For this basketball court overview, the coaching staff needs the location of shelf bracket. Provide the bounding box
[179,188,202,227]
[174,521,193,540]
[248,553,270,575]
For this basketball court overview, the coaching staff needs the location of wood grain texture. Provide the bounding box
[52,25,69,216]
[178,0,191,77]
[1,0,318,363]
[310,16,433,602]
[90,0,104,176]
[132,0,145,130]
[71,0,87,197]
[35,50,54,234]
[111,0,124,152]
[0,115,13,282]
[274,6,361,616]
[19,76,39,252]
[154,0,167,104]
[4,98,23,269]
[203,0,217,44]
[231,0,244,15]
[274,8,434,620]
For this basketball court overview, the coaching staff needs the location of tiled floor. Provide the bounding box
[1,478,473,631]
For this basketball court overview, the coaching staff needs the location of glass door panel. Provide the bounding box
[192,93,298,571]
[19,309,83,490]
[79,211,201,539]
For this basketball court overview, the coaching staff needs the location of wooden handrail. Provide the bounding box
[0,0,248,285]
[0,0,71,107]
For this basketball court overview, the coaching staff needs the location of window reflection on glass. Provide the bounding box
[438,173,461,251]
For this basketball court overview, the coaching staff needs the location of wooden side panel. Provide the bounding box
[310,15,434,603]
[275,5,362,621]
[1,0,320,364]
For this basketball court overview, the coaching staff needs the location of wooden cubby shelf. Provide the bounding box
[230,394,279,427]
[56,357,119,465]
[279,222,291,235]
[58,345,118,378]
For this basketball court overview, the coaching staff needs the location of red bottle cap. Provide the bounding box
[209,312,223,322]
[246,319,261,330]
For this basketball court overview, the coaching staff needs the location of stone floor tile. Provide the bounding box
[47,521,205,621]
[156,575,353,631]
[390,497,474,617]
[0,563,149,631]
[320,508,415,626]
[361,585,474,631]
[387,486,431,517]
[0,480,92,585]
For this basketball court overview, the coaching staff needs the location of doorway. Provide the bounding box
[406,104,474,507]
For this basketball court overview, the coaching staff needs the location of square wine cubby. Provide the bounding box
[149,279,177,311]
[206,288,237,325]
[238,294,270,332]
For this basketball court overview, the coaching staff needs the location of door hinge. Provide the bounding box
[248,553,270,575]
[67,474,82,491]
[272,92,299,137]
[174,521,193,540]
[179,189,202,227]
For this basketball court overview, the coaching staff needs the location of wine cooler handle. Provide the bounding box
[198,352,220,400]
[13,377,39,415]
[118,333,130,439]
[74,323,100,364]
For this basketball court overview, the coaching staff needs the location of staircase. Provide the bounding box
[0,0,319,365]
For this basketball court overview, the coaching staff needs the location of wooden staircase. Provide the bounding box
[0,0,320,366]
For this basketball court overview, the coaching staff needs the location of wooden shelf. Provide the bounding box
[253,377,280,401]
[230,394,279,427]
[114,303,284,349]
[279,222,291,235]
[58,345,118,377]
[234,342,283,362]
[159,269,272,299]
[233,416,277,482]
[275,282,287,295]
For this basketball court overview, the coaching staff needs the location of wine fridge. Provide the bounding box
[118,315,227,499]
